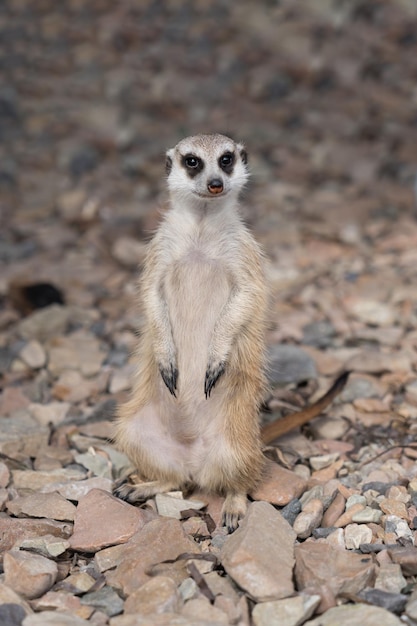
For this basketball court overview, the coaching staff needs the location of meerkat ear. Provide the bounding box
[237,143,248,165]
[165,149,174,175]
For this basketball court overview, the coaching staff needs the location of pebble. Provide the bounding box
[41,476,113,500]
[32,591,94,620]
[375,563,407,594]
[155,493,206,519]
[80,587,124,617]
[4,550,58,599]
[23,612,90,625]
[19,534,70,558]
[406,589,417,621]
[359,588,408,614]
[12,468,86,491]
[0,411,50,458]
[293,498,323,538]
[124,576,181,615]
[345,523,373,549]
[19,340,47,369]
[388,546,417,576]
[252,593,321,626]
[181,597,228,624]
[334,502,366,527]
[29,402,71,427]
[0,581,33,618]
[322,491,346,527]
[221,501,296,602]
[295,542,375,596]
[18,305,70,342]
[7,492,76,521]
[280,498,302,526]
[0,461,10,487]
[309,453,340,471]
[47,331,105,378]
[304,603,403,625]
[267,344,317,385]
[0,604,28,626]
[379,498,408,519]
[352,507,383,524]
[69,488,148,552]
[251,460,307,505]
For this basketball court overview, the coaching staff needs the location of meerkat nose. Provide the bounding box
[207,179,224,194]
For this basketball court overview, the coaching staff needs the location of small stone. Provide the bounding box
[124,576,181,615]
[280,499,302,526]
[155,493,205,519]
[221,501,296,602]
[251,460,307,505]
[74,451,112,479]
[31,590,93,620]
[322,491,346,528]
[375,563,407,594]
[0,411,49,458]
[352,507,383,524]
[23,612,90,625]
[293,499,323,539]
[47,331,105,378]
[295,543,375,597]
[379,498,408,519]
[7,492,76,521]
[29,402,70,427]
[388,546,417,576]
[19,340,47,369]
[346,494,367,509]
[181,597,228,624]
[344,523,373,549]
[334,502,365,527]
[4,550,58,599]
[0,461,10,487]
[112,236,147,267]
[109,365,133,394]
[309,453,340,471]
[385,515,414,542]
[267,344,317,386]
[64,572,96,593]
[19,534,70,558]
[41,477,113,501]
[18,305,70,342]
[304,603,402,625]
[340,374,384,403]
[69,489,147,552]
[252,593,321,626]
[358,588,407,614]
[0,581,32,618]
[350,300,396,326]
[0,517,72,557]
[0,604,28,626]
[178,577,199,602]
[406,589,417,621]
[80,587,124,617]
[12,468,86,491]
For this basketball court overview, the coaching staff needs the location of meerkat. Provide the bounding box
[114,133,268,531]
[114,133,349,531]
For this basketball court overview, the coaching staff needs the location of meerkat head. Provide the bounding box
[165,134,249,206]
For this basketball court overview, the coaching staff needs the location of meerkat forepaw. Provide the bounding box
[204,360,225,398]
[221,493,248,533]
[159,362,178,397]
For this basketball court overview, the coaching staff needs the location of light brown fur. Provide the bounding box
[114,134,268,530]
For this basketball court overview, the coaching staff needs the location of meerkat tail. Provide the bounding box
[261,370,350,444]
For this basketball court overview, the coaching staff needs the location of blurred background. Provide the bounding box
[1,0,417,396]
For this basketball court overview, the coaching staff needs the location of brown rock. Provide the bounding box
[4,550,58,599]
[0,580,33,617]
[251,459,307,505]
[334,502,365,527]
[309,460,344,485]
[0,461,10,487]
[388,546,417,576]
[220,501,296,602]
[0,411,49,458]
[12,468,86,491]
[295,543,375,597]
[47,331,105,378]
[32,590,94,619]
[7,492,76,521]
[182,597,228,624]
[41,476,113,501]
[23,612,91,625]
[124,576,181,615]
[293,499,324,539]
[0,387,30,415]
[379,498,409,519]
[69,489,147,552]
[0,515,73,560]
[322,491,346,528]
[106,517,200,596]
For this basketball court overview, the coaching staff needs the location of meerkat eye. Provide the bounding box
[219,152,234,171]
[184,155,201,169]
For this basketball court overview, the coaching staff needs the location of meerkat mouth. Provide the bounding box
[195,190,228,199]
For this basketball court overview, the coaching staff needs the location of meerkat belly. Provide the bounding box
[165,255,230,399]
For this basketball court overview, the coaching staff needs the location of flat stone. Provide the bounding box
[31,590,93,620]
[379,498,408,519]
[267,344,317,385]
[41,476,112,500]
[23,612,90,625]
[322,491,346,528]
[106,517,200,596]
[182,597,228,624]
[295,542,375,596]
[0,387,31,415]
[29,401,71,426]
[359,588,408,615]
[124,576,181,615]
[340,374,385,403]
[19,340,47,369]
[52,369,107,403]
[7,492,76,521]
[352,507,383,524]
[374,564,407,594]
[18,305,70,342]
[4,550,58,599]
[251,460,307,506]
[0,515,73,559]
[334,502,365,527]
[47,331,105,377]
[74,451,112,479]
[19,534,71,558]
[80,586,124,617]
[0,411,49,458]
[309,453,340,471]
[388,545,417,576]
[349,300,396,327]
[252,593,321,626]
[12,468,86,491]
[0,581,33,618]
[220,501,296,602]
[304,603,402,625]
[69,489,148,552]
[155,493,205,519]
[64,572,96,593]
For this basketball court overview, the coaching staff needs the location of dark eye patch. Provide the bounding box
[219,152,235,174]
[181,153,204,178]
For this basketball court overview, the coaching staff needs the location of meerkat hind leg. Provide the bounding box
[114,479,181,504]
[221,493,248,533]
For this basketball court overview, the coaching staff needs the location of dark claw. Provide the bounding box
[159,364,178,397]
[204,361,225,398]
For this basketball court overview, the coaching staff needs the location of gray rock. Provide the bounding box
[252,594,320,626]
[0,411,49,458]
[302,320,336,348]
[406,589,417,621]
[304,603,402,625]
[80,586,124,617]
[340,375,383,402]
[0,604,27,626]
[267,344,317,386]
[220,501,296,602]
[280,499,302,526]
[17,305,70,342]
[358,588,407,615]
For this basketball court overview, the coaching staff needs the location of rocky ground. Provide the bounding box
[2,0,417,625]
